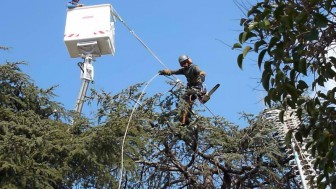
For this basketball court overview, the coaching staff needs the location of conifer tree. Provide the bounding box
[0,50,302,188]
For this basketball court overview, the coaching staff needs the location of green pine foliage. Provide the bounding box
[0,62,122,188]
[90,81,301,188]
[0,51,300,188]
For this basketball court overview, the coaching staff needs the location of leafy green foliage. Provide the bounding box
[233,0,336,187]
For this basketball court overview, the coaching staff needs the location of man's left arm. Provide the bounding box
[194,65,206,81]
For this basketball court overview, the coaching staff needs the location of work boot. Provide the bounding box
[181,119,190,126]
[181,110,190,126]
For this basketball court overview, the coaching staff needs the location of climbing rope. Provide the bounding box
[109,5,219,188]
[118,73,159,189]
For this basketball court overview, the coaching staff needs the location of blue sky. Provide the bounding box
[1,0,266,126]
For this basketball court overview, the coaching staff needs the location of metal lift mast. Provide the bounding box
[74,52,94,114]
[64,4,116,115]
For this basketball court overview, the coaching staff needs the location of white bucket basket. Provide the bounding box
[64,4,116,58]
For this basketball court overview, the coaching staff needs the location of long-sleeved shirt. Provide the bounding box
[171,64,205,87]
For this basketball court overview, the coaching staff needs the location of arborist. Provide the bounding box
[159,54,207,125]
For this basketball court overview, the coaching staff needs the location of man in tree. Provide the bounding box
[159,54,207,125]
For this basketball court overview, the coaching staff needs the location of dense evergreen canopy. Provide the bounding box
[0,61,299,188]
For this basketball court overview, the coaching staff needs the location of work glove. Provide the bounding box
[159,69,172,76]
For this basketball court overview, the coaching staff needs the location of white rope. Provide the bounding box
[118,73,159,189]
[112,6,218,118]
[109,6,219,187]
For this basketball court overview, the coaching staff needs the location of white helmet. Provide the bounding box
[178,54,189,63]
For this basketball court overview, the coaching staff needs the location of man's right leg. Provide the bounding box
[181,100,193,126]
